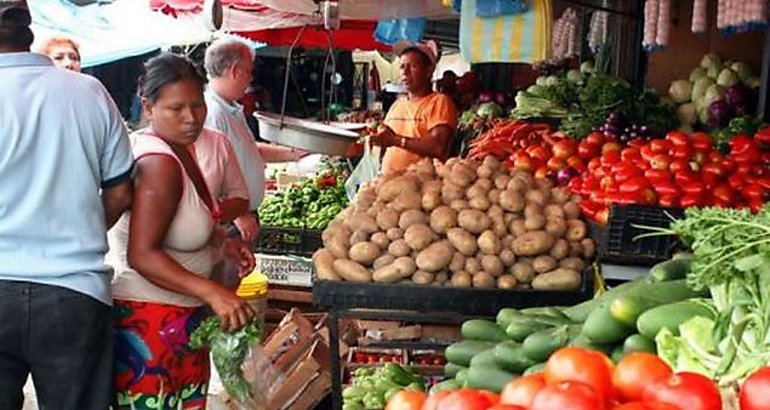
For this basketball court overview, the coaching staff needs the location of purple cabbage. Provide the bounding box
[708,99,735,129]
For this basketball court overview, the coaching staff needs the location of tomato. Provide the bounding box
[642,372,721,410]
[719,157,736,174]
[690,132,713,152]
[567,155,586,172]
[681,182,705,197]
[621,147,642,162]
[670,144,692,161]
[701,163,725,181]
[727,174,746,191]
[534,166,550,180]
[387,390,427,410]
[668,159,688,174]
[673,170,697,186]
[658,195,680,208]
[422,391,452,410]
[650,154,672,171]
[691,150,708,165]
[601,151,622,167]
[650,139,672,153]
[580,200,604,220]
[545,347,614,401]
[749,198,765,213]
[665,131,689,147]
[613,352,673,402]
[613,403,654,410]
[527,144,551,162]
[487,406,526,410]
[680,194,703,208]
[437,389,496,410]
[740,366,770,410]
[586,132,605,146]
[500,374,546,407]
[602,141,623,155]
[547,156,566,172]
[613,163,643,183]
[742,182,767,201]
[578,142,601,161]
[712,185,736,206]
[530,381,605,410]
[552,139,577,159]
[644,168,671,181]
[619,177,650,194]
[651,180,678,197]
[512,152,533,172]
[640,145,656,162]
[478,391,500,406]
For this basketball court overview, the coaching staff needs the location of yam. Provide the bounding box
[376,208,400,231]
[399,209,428,230]
[499,190,525,213]
[458,209,491,234]
[480,255,504,277]
[386,227,404,240]
[511,261,536,284]
[429,206,458,234]
[416,242,454,272]
[332,259,372,282]
[388,239,411,257]
[450,271,472,288]
[472,271,496,288]
[513,231,555,256]
[404,224,437,252]
[497,274,518,289]
[565,220,588,242]
[312,249,339,281]
[531,268,582,290]
[477,230,502,255]
[447,228,478,256]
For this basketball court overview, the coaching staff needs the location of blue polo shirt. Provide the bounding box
[0,53,133,305]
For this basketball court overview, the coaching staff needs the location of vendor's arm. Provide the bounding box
[257,142,306,163]
[372,124,454,161]
[127,155,255,332]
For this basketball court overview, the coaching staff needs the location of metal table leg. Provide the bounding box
[327,310,343,410]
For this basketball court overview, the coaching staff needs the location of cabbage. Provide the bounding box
[668,80,693,103]
[716,68,739,87]
[527,84,545,96]
[698,104,710,124]
[580,60,594,74]
[700,53,722,70]
[689,67,707,83]
[702,84,725,109]
[706,64,722,80]
[477,102,504,119]
[730,61,753,81]
[746,76,761,89]
[677,102,698,125]
[692,77,715,103]
[566,69,583,83]
[535,76,548,86]
[543,75,559,87]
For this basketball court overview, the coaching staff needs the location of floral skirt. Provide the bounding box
[112,299,210,410]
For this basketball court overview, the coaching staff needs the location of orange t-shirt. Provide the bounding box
[381,92,458,174]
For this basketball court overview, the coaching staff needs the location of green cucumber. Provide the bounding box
[623,334,656,354]
[582,303,634,344]
[611,345,625,363]
[444,362,467,378]
[430,379,461,394]
[519,306,571,321]
[445,340,496,366]
[504,313,571,341]
[462,319,509,342]
[522,324,581,362]
[636,299,715,339]
[497,308,522,328]
[568,334,615,355]
[494,341,537,373]
[523,362,546,375]
[455,368,469,385]
[465,365,516,393]
[609,296,655,328]
[649,255,693,282]
[469,348,500,369]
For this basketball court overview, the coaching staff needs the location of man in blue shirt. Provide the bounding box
[0,1,133,409]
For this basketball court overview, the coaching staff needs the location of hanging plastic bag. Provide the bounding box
[345,137,381,202]
[374,18,426,45]
[475,0,527,18]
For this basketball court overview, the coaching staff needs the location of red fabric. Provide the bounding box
[150,0,265,12]
[235,20,391,51]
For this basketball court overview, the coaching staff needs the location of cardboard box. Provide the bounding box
[262,308,315,374]
[355,319,401,330]
[286,372,331,410]
[269,339,332,410]
[421,324,462,342]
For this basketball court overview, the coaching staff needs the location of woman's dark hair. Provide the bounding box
[139,53,206,103]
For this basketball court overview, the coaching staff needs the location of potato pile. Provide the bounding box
[312,156,595,290]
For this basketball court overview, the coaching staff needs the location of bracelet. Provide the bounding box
[398,137,407,148]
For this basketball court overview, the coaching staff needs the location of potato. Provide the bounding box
[524,203,543,219]
[563,201,581,219]
[544,204,566,219]
[492,221,508,238]
[469,196,491,211]
[480,255,504,277]
[388,239,411,257]
[472,271,496,288]
[502,235,515,249]
[565,219,587,242]
[476,164,494,179]
[386,227,404,240]
[448,169,474,188]
[482,155,501,170]
[465,257,481,274]
[422,189,442,211]
[373,254,396,270]
[525,189,548,206]
[449,253,466,273]
[442,183,465,204]
[535,178,554,190]
[503,213,515,226]
[569,241,583,257]
[499,190,525,213]
[478,230,502,255]
[510,261,536,284]
[434,272,449,285]
[551,187,572,204]
[349,229,370,245]
[349,241,381,266]
[332,259,372,282]
[410,158,436,175]
[347,213,378,234]
[499,249,516,267]
[524,214,546,231]
[507,177,529,192]
[447,228,479,256]
[475,177,493,191]
[487,189,501,205]
[545,217,567,238]
[508,219,527,237]
[404,224,437,252]
[370,232,390,249]
[450,271,472,288]
[532,268,582,290]
[378,175,419,202]
[487,204,504,220]
[550,238,569,260]
[513,231,556,256]
[466,184,488,200]
[365,201,385,218]
[411,270,435,285]
[532,255,558,273]
[312,249,340,281]
[458,209,492,234]
[430,206,458,234]
[326,236,349,259]
[581,238,596,259]
[494,174,511,190]
[376,208,400,230]
[497,274,518,289]
[399,209,428,230]
[391,191,422,213]
[416,242,454,272]
[373,256,417,283]
[559,257,586,272]
[450,199,470,211]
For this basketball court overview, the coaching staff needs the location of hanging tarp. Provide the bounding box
[236,20,392,52]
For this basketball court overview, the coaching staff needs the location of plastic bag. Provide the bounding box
[476,0,527,18]
[208,343,284,410]
[374,18,427,45]
[345,138,381,201]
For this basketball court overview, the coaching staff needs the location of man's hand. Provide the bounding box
[223,237,256,276]
[233,213,259,243]
[370,125,400,148]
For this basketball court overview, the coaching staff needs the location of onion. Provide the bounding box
[556,167,578,186]
[478,91,494,104]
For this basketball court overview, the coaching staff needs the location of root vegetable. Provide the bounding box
[497,274,518,289]
[404,224,437,251]
[416,242,454,272]
[465,257,482,274]
[451,271,472,288]
[447,228,479,256]
[559,257,586,272]
[535,178,554,190]
[476,165,494,179]
[550,187,571,204]
[376,208,400,230]
[442,183,465,204]
[391,191,422,212]
[347,213,378,234]
[492,221,508,238]
[513,231,556,256]
[411,270,435,285]
[449,253,466,272]
[430,206,458,234]
[563,201,581,219]
[487,189,501,204]
[373,254,396,270]
[487,204,504,220]
[569,241,583,257]
[531,268,582,290]
[332,259,372,282]
[469,196,491,211]
[312,249,339,281]
[565,219,587,241]
[434,272,449,285]
[494,174,511,190]
[507,177,529,192]
[509,219,527,237]
[526,189,548,206]
[524,203,543,219]
[500,249,516,267]
[524,214,546,231]
[545,217,568,238]
[480,255,504,277]
[370,232,390,249]
[550,238,569,260]
[475,178,493,191]
[350,229,370,245]
[532,255,558,273]
[458,209,492,234]
[511,261,536,283]
[327,236,349,259]
[448,169,474,188]
[386,228,404,240]
[378,175,419,201]
[373,256,417,283]
[399,209,428,230]
[466,184,489,200]
[502,235,515,249]
[478,230,502,255]
[472,271,496,288]
[349,241,381,266]
[388,239,411,257]
[499,190,525,212]
[581,238,596,259]
[450,199,470,211]
[544,204,566,219]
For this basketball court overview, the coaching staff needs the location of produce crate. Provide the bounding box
[254,226,323,257]
[255,254,314,287]
[597,204,684,267]
[313,269,593,317]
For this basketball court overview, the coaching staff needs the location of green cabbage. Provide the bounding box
[477,102,504,119]
[669,80,693,103]
[689,67,707,83]
[702,84,725,109]
[566,69,583,83]
[692,77,715,104]
[730,61,753,81]
[716,68,739,87]
[527,84,545,96]
[677,102,697,126]
[700,53,722,70]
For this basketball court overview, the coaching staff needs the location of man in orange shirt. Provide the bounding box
[371,40,458,174]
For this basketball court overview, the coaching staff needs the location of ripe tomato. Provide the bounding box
[642,372,721,410]
[668,159,688,173]
[665,131,689,147]
[547,156,567,172]
[530,381,605,410]
[422,390,452,410]
[621,147,642,162]
[711,185,736,206]
[567,155,586,172]
[657,195,680,208]
[386,390,427,410]
[650,139,672,153]
[437,389,496,410]
[552,139,577,159]
[487,406,526,410]
[586,132,605,146]
[613,352,673,402]
[690,132,713,152]
[650,154,672,171]
[739,366,770,410]
[545,347,614,402]
[526,144,551,162]
[613,402,654,410]
[500,373,546,407]
[578,142,601,160]
[670,144,692,161]
[512,152,533,172]
[602,141,623,155]
[478,390,500,406]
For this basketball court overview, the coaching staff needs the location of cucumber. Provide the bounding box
[445,340,496,366]
[494,341,537,373]
[504,314,571,341]
[523,362,546,375]
[623,334,656,354]
[444,362,467,378]
[497,308,522,328]
[636,299,715,339]
[465,365,516,393]
[455,368,469,385]
[569,334,615,356]
[520,306,571,321]
[462,319,509,342]
[649,255,693,282]
[522,324,581,362]
[430,379,461,394]
[469,348,500,369]
[582,303,634,344]
[609,296,655,328]
[610,345,625,363]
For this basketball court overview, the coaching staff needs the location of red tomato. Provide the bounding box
[673,171,697,186]
[601,151,622,166]
[585,132,605,146]
[740,366,770,410]
[387,390,427,410]
[642,372,721,410]
[719,157,736,174]
[651,180,679,197]
[588,157,602,171]
[567,156,586,172]
[650,139,672,153]
[530,381,605,410]
[658,195,680,208]
[627,139,647,149]
[644,168,672,181]
[712,185,736,206]
[680,194,702,208]
[613,163,643,183]
[681,182,705,197]
[665,131,689,147]
[547,157,566,172]
[650,154,672,171]
[552,139,577,159]
[512,152,533,172]
[613,352,673,402]
[749,198,765,213]
[526,144,551,162]
[500,374,546,407]
[668,159,688,174]
[578,142,601,160]
[478,391,500,406]
[534,166,550,180]
[742,182,767,201]
[727,174,746,190]
[670,144,692,161]
[437,389,496,410]
[602,141,623,155]
[579,200,604,220]
[613,403,654,410]
[619,177,650,194]
[422,391,452,410]
[544,347,614,402]
[621,147,642,162]
[702,163,726,180]
[487,406,526,410]
[640,145,656,162]
[691,150,708,165]
[690,132,713,152]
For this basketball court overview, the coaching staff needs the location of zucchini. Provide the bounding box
[465,365,516,393]
[649,255,693,282]
[469,348,500,369]
[444,362,466,378]
[523,362,546,375]
[445,340,496,366]
[609,296,655,328]
[636,299,715,339]
[494,341,537,373]
[582,303,634,344]
[430,379,461,394]
[462,319,508,342]
[623,334,656,354]
[522,324,581,362]
[497,308,522,328]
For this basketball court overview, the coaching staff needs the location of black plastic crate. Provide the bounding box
[598,204,684,267]
[253,226,322,257]
[313,269,593,317]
